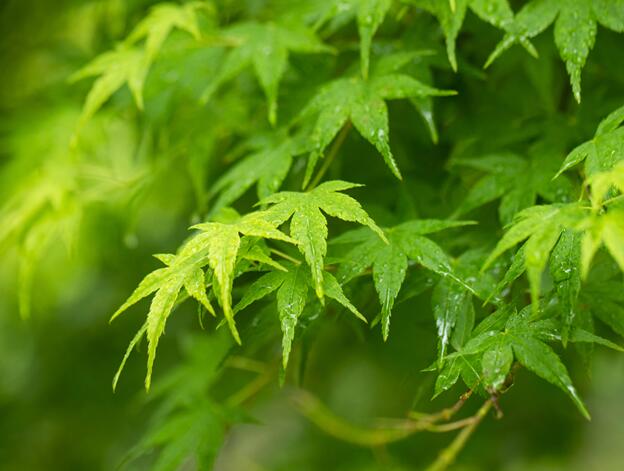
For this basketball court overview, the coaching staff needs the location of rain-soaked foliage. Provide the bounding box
[2,1,624,470]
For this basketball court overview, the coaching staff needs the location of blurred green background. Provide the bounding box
[1,1,624,470]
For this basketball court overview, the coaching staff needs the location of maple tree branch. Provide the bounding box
[292,389,484,447]
[424,399,494,471]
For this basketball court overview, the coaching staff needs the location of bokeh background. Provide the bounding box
[1,1,624,470]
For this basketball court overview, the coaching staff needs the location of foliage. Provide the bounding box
[2,0,624,470]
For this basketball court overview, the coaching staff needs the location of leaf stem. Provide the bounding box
[603,193,624,207]
[270,248,302,265]
[307,122,352,190]
[227,369,274,407]
[408,390,472,422]
[225,356,269,374]
[424,399,493,471]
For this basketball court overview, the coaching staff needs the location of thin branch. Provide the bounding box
[425,399,494,471]
[408,390,472,423]
[292,389,415,446]
[292,389,481,447]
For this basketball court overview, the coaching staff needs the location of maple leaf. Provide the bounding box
[260,181,386,301]
[549,229,582,345]
[556,104,624,178]
[588,161,624,209]
[121,333,233,470]
[234,264,365,368]
[578,209,624,278]
[453,149,576,224]
[554,105,624,276]
[581,258,624,340]
[437,304,622,416]
[72,2,205,125]
[483,204,586,316]
[201,21,332,125]
[334,219,474,339]
[430,248,500,365]
[127,1,206,61]
[210,130,311,213]
[112,211,296,389]
[306,0,392,79]
[407,0,514,70]
[486,0,624,102]
[299,63,455,185]
[71,47,148,126]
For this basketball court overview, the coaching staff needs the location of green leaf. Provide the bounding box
[337,218,471,338]
[306,0,391,79]
[510,332,590,419]
[483,204,580,270]
[202,21,331,124]
[113,211,295,388]
[488,244,526,303]
[570,106,624,177]
[261,181,385,300]
[233,270,285,313]
[211,132,307,212]
[233,266,365,368]
[569,328,624,352]
[276,265,309,369]
[578,210,624,276]
[113,322,148,391]
[524,220,564,315]
[193,212,296,343]
[555,140,596,178]
[72,2,204,125]
[585,294,624,339]
[357,0,392,79]
[473,305,515,337]
[484,204,582,316]
[399,234,453,276]
[183,267,215,316]
[124,333,232,471]
[588,161,624,206]
[127,2,203,60]
[481,336,513,391]
[454,151,575,224]
[411,0,513,70]
[434,357,462,397]
[549,229,582,344]
[484,0,624,103]
[483,205,576,314]
[146,278,185,390]
[502,0,560,50]
[71,47,148,125]
[553,0,596,103]
[323,272,367,323]
[593,0,624,32]
[203,225,241,342]
[300,69,455,182]
[111,267,173,322]
[432,277,475,364]
[596,104,624,136]
[374,243,408,340]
